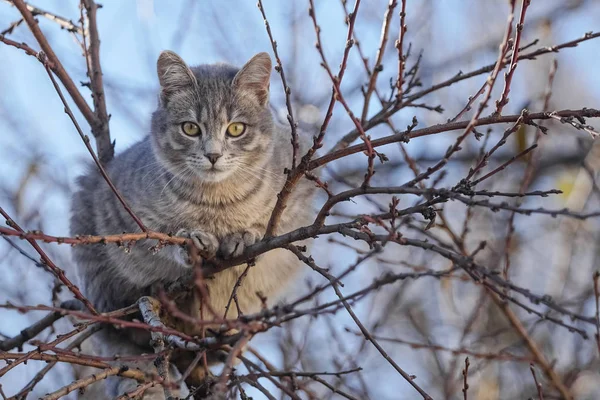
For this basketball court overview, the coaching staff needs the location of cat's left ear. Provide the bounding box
[233,52,272,107]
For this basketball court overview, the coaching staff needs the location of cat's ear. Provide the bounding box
[157,50,197,104]
[233,52,272,107]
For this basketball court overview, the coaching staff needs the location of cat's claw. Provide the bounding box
[176,229,219,266]
[219,229,261,259]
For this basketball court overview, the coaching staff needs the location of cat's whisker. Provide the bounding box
[237,167,278,196]
[140,160,186,184]
[144,167,180,191]
[236,161,282,180]
[134,159,172,173]
[160,166,194,197]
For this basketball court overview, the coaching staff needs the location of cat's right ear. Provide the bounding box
[157,50,197,104]
[233,52,272,107]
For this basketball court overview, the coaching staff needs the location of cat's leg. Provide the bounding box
[174,229,219,267]
[96,328,188,399]
[219,227,263,259]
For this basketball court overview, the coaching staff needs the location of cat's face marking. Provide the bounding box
[152,52,273,184]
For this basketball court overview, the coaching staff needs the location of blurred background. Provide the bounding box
[1,0,600,398]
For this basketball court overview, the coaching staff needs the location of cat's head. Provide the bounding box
[151,51,274,183]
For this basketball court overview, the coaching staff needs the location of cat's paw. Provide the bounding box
[219,229,261,259]
[176,229,219,266]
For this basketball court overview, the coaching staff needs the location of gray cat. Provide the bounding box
[70,51,316,398]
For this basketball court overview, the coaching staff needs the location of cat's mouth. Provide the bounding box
[201,166,231,182]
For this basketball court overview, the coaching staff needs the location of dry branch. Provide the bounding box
[1,2,600,399]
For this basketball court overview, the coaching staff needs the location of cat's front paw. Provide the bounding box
[176,229,219,267]
[219,229,261,259]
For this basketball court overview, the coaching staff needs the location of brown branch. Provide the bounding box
[450,80,487,123]
[0,302,219,346]
[81,0,113,163]
[490,292,571,399]
[394,0,407,100]
[2,183,599,280]
[41,366,143,400]
[5,1,113,163]
[503,60,558,283]
[263,0,360,237]
[465,113,525,181]
[0,32,52,65]
[0,304,138,378]
[242,365,363,400]
[404,31,600,105]
[495,0,531,115]
[332,278,431,399]
[116,381,161,400]
[400,0,518,186]
[256,0,298,169]
[309,0,376,186]
[338,2,425,187]
[355,334,534,363]
[2,0,83,34]
[548,112,600,138]
[10,0,97,138]
[312,108,600,170]
[239,356,304,400]
[223,263,253,319]
[13,326,103,399]
[137,297,174,398]
[361,0,397,123]
[289,246,433,399]
[0,226,185,246]
[462,357,469,400]
[332,31,600,151]
[40,58,147,232]
[1,18,24,35]
[594,271,600,356]
[0,310,63,351]
[470,143,537,186]
[0,352,146,378]
[530,364,545,400]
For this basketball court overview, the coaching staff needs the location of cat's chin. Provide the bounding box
[198,168,232,183]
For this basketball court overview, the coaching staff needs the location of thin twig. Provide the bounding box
[530,364,545,400]
[13,325,103,399]
[331,31,600,151]
[39,56,147,232]
[594,271,600,356]
[2,0,83,34]
[462,357,470,400]
[80,0,113,162]
[361,0,397,123]
[256,0,298,169]
[0,311,63,351]
[314,108,600,169]
[394,0,407,100]
[0,207,97,314]
[263,0,361,237]
[495,0,531,115]
[10,0,97,141]
[41,366,144,400]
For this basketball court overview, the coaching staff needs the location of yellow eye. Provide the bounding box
[181,122,200,136]
[226,122,246,137]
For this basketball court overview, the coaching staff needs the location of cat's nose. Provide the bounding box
[205,153,222,165]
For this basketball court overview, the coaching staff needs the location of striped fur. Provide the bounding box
[69,52,316,398]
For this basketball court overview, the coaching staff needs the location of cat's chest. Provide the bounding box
[166,196,272,237]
